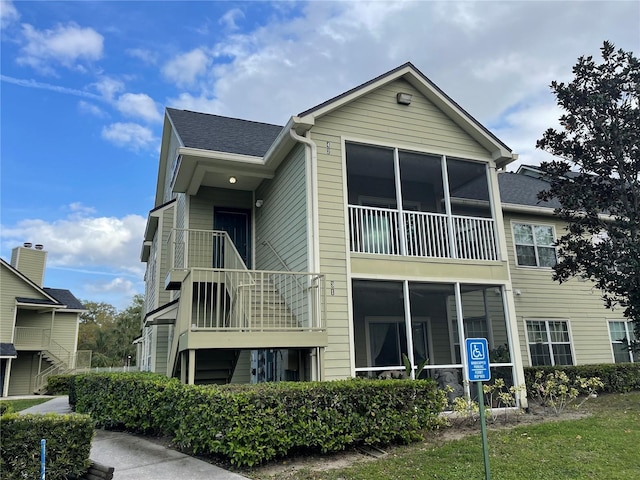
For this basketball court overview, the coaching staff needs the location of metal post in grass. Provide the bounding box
[477,380,491,480]
[465,338,491,480]
[41,438,46,479]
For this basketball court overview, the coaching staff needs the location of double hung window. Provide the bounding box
[526,320,573,366]
[608,321,637,363]
[513,223,556,267]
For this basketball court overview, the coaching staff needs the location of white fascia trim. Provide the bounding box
[297,66,414,121]
[178,147,265,165]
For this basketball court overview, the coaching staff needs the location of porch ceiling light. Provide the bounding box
[396,92,412,105]
[229,176,237,184]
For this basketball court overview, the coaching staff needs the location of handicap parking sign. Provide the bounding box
[465,338,491,382]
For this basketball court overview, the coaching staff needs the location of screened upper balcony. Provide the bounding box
[346,142,499,261]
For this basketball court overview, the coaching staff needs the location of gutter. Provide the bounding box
[501,203,558,217]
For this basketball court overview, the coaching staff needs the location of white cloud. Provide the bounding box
[85,277,138,297]
[1,0,19,28]
[0,209,146,279]
[78,100,106,118]
[93,77,124,101]
[166,92,223,115]
[0,205,146,308]
[18,22,103,73]
[0,74,103,100]
[126,48,158,65]
[162,48,210,88]
[68,202,97,215]
[219,8,245,31]
[101,122,157,152]
[492,98,564,171]
[115,92,161,122]
[165,0,638,144]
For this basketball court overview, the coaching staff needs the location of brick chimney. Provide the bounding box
[10,243,47,287]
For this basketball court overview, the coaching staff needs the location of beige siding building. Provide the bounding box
[1,244,86,396]
[499,168,635,367]
[139,63,634,404]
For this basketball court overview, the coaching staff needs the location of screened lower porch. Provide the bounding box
[352,280,517,403]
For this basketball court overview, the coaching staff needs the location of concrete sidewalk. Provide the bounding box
[19,396,249,480]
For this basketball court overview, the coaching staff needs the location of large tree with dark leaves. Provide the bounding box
[536,41,640,351]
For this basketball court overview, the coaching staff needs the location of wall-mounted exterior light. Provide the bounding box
[229,176,237,184]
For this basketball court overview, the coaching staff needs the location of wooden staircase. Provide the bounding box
[238,276,299,330]
[34,343,73,394]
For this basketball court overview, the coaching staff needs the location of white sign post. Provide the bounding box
[465,338,491,480]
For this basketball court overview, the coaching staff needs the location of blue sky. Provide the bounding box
[1,0,638,310]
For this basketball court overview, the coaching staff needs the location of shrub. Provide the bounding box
[0,401,13,415]
[527,370,604,415]
[73,373,448,467]
[171,380,447,466]
[73,372,179,433]
[524,363,640,394]
[0,413,93,480]
[47,374,74,395]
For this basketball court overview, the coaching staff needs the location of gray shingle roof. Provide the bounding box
[167,108,282,157]
[43,288,85,310]
[498,172,561,209]
[16,297,61,306]
[0,343,17,357]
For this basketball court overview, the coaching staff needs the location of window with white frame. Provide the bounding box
[513,223,557,267]
[608,321,637,363]
[526,320,573,366]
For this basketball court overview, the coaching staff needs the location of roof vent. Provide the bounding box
[23,242,33,248]
[35,244,44,250]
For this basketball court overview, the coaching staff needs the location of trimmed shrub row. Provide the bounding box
[524,363,640,393]
[72,373,447,467]
[46,374,74,395]
[0,413,93,480]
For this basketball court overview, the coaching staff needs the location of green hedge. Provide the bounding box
[72,373,447,467]
[0,413,93,480]
[524,363,640,393]
[47,374,74,395]
[73,372,178,432]
[0,402,12,415]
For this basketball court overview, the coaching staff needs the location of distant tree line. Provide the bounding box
[78,294,143,367]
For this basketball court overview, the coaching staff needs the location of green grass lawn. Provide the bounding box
[248,392,640,480]
[0,397,52,412]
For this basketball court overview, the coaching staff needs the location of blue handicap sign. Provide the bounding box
[465,338,491,382]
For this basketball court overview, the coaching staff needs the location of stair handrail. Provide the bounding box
[34,341,76,393]
[46,339,73,368]
[260,239,305,290]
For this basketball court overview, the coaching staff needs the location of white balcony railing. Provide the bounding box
[166,229,326,333]
[168,228,248,271]
[188,268,325,332]
[349,205,498,261]
[14,326,51,349]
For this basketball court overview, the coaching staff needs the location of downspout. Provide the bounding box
[289,127,321,381]
[288,128,320,273]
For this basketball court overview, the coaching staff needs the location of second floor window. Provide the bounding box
[513,223,557,267]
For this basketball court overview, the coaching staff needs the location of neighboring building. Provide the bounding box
[499,167,637,366]
[140,62,528,401]
[0,244,86,396]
